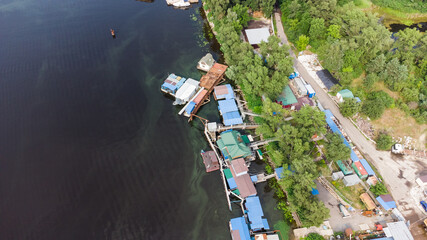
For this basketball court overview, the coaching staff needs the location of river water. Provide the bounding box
[0,0,286,239]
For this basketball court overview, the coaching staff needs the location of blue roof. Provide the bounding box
[351,150,359,162]
[185,102,196,115]
[218,99,239,114]
[376,196,396,210]
[227,177,237,190]
[360,159,375,176]
[215,84,235,100]
[275,167,285,179]
[161,82,177,92]
[230,217,251,240]
[176,77,186,89]
[245,196,269,231]
[223,111,243,126]
[311,188,319,195]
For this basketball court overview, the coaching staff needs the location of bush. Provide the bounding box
[370,182,388,196]
[363,73,379,90]
[306,233,324,240]
[376,132,394,150]
[362,100,385,120]
[340,98,361,117]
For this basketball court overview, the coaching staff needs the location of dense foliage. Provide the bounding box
[257,105,330,227]
[306,232,325,240]
[280,0,427,123]
[324,133,351,162]
[371,0,427,13]
[339,98,361,117]
[375,132,394,150]
[370,182,388,196]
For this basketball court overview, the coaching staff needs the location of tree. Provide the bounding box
[382,58,409,91]
[296,35,310,51]
[325,133,351,162]
[393,28,422,63]
[232,4,250,28]
[370,182,388,196]
[363,73,379,90]
[366,54,386,74]
[309,18,326,40]
[362,100,385,120]
[376,132,394,151]
[339,98,360,117]
[292,106,327,141]
[327,24,341,39]
[260,0,275,17]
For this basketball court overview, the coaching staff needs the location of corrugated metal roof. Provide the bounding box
[227,177,237,189]
[230,217,251,240]
[185,102,196,115]
[338,89,354,99]
[353,161,368,176]
[234,173,257,198]
[385,221,414,240]
[360,159,376,176]
[276,85,298,106]
[245,28,270,45]
[214,84,235,100]
[193,89,208,104]
[217,131,251,159]
[376,195,397,210]
[343,174,360,186]
[360,193,376,210]
[231,158,249,176]
[218,99,239,114]
[223,111,243,126]
[245,196,269,231]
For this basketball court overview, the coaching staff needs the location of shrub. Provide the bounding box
[362,100,385,120]
[340,98,361,117]
[370,182,388,196]
[376,132,394,150]
[306,233,324,240]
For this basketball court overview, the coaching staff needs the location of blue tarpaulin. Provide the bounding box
[223,111,243,126]
[227,177,237,190]
[311,188,319,195]
[161,82,177,93]
[185,102,196,115]
[360,159,375,176]
[218,99,239,114]
[251,175,258,183]
[230,217,251,240]
[275,167,284,179]
[245,196,270,231]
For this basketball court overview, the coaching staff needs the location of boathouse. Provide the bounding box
[216,130,252,160]
[197,53,215,72]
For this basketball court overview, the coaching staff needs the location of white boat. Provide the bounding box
[173,0,190,7]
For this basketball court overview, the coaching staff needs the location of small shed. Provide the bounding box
[376,194,396,211]
[244,28,271,46]
[332,171,344,180]
[294,78,307,96]
[337,89,354,103]
[360,193,376,210]
[343,174,360,186]
[276,85,298,109]
[305,84,316,98]
[197,53,215,72]
[416,175,427,187]
[336,160,354,175]
[352,161,368,179]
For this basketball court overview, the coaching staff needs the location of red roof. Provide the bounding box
[193,89,208,104]
[234,174,257,198]
[201,151,219,172]
[231,158,248,176]
[354,161,368,176]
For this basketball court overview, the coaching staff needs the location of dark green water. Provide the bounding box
[0,0,286,239]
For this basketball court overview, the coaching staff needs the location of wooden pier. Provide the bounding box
[189,63,227,121]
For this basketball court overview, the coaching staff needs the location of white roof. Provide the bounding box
[305,84,315,94]
[385,221,414,240]
[175,79,199,102]
[245,28,270,45]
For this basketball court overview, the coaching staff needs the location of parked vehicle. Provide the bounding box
[420,200,427,212]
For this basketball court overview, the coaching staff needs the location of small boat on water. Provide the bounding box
[110,29,115,37]
[173,0,190,7]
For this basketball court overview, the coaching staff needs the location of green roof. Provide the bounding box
[276,85,298,106]
[336,160,353,175]
[241,135,250,144]
[224,168,233,179]
[257,149,263,156]
[217,130,252,160]
[232,189,241,195]
[338,89,354,99]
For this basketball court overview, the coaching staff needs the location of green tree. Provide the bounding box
[382,58,409,91]
[340,98,361,117]
[366,54,386,74]
[292,106,327,141]
[327,24,341,39]
[370,182,388,196]
[363,73,379,90]
[325,133,351,162]
[376,132,394,151]
[232,4,250,28]
[393,28,422,64]
[260,0,275,17]
[307,233,325,240]
[362,100,385,120]
[309,18,326,40]
[296,35,310,51]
